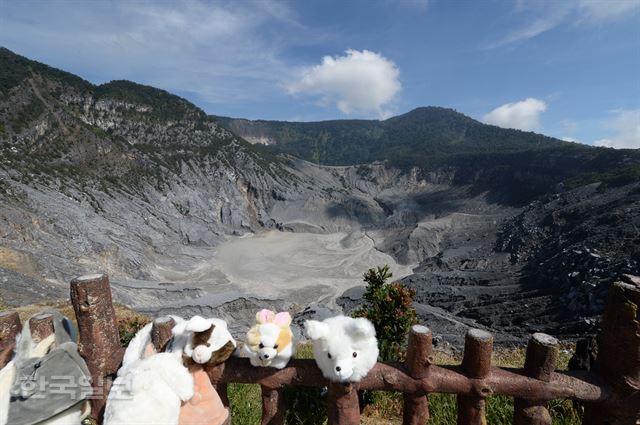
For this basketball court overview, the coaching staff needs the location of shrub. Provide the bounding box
[117,317,149,347]
[353,265,417,361]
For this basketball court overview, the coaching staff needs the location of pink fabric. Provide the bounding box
[257,309,274,324]
[142,342,156,359]
[273,312,291,326]
[179,367,229,425]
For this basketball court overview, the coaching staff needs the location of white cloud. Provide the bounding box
[594,109,640,149]
[384,0,430,10]
[490,0,640,47]
[0,0,303,107]
[286,49,401,119]
[578,0,640,22]
[483,98,547,131]
[489,9,570,48]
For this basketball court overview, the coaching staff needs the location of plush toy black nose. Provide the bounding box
[335,366,341,372]
[263,354,270,359]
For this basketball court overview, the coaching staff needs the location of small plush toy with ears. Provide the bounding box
[244,309,295,369]
[305,316,378,383]
[173,316,237,367]
[172,316,236,425]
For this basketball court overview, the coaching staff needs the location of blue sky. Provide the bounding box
[0,0,638,148]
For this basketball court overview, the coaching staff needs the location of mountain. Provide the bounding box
[0,47,446,320]
[216,109,640,205]
[216,107,567,163]
[1,47,638,343]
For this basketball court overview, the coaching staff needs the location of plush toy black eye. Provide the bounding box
[259,343,264,349]
[274,344,278,349]
[327,353,332,359]
[352,352,357,358]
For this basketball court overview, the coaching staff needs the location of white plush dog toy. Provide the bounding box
[173,316,237,366]
[305,316,378,383]
[244,309,294,369]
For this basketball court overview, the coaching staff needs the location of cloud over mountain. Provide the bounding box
[286,49,401,119]
[595,109,640,149]
[483,98,547,131]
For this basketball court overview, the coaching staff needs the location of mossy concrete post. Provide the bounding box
[457,328,493,425]
[403,325,433,425]
[0,310,22,368]
[583,275,640,425]
[70,273,124,424]
[514,333,559,425]
[327,382,360,425]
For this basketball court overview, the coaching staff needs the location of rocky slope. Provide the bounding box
[0,49,443,319]
[1,48,638,344]
[392,182,639,345]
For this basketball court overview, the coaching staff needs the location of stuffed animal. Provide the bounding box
[171,316,235,425]
[105,315,236,425]
[172,316,236,367]
[120,316,185,371]
[305,316,379,383]
[1,312,92,425]
[244,309,295,369]
[104,352,194,425]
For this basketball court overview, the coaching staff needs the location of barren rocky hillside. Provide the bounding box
[1,48,638,344]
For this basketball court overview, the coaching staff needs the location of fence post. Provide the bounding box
[70,273,124,423]
[403,325,433,425]
[0,311,22,368]
[29,312,55,343]
[327,382,360,425]
[457,328,493,425]
[216,383,231,420]
[151,316,175,352]
[0,311,22,350]
[261,386,285,425]
[583,275,640,424]
[513,333,559,424]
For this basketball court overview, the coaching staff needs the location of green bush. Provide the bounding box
[117,317,148,347]
[353,265,417,361]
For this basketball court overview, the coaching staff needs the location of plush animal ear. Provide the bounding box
[185,316,212,332]
[304,320,329,340]
[246,325,261,349]
[256,309,275,324]
[273,312,292,327]
[346,318,376,340]
[172,321,188,337]
[208,341,236,365]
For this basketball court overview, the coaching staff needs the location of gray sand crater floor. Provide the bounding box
[108,230,413,325]
[107,230,412,314]
[211,230,413,305]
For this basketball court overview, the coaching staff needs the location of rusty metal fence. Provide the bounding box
[1,273,639,424]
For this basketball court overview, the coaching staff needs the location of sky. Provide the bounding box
[0,0,638,148]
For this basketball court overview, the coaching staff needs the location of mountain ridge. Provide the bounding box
[1,46,638,344]
[215,108,639,205]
